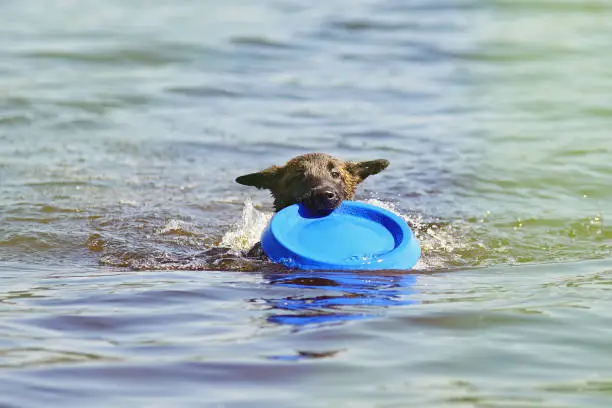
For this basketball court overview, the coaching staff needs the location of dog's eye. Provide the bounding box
[330,169,341,178]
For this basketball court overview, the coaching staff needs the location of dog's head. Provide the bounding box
[236,153,389,213]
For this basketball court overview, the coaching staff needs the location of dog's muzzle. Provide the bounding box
[303,185,342,212]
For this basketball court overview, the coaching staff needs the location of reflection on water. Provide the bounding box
[263,271,418,327]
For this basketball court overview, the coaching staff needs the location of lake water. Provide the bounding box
[1,0,611,407]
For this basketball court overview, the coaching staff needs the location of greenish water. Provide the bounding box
[1,0,611,407]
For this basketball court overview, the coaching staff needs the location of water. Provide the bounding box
[1,0,611,406]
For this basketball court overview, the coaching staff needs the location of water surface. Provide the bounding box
[1,0,611,406]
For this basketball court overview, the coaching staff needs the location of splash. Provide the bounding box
[220,198,273,251]
[362,199,466,270]
[155,219,196,236]
[220,198,465,271]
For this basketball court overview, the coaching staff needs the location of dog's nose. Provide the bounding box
[324,190,337,200]
[307,185,341,212]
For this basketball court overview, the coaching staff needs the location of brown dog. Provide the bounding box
[236,153,389,257]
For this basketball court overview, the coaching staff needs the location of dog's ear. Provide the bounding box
[347,159,390,182]
[235,166,283,190]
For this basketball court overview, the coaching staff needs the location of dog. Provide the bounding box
[235,152,389,257]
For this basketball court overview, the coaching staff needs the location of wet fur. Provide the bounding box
[236,153,389,212]
[235,153,389,258]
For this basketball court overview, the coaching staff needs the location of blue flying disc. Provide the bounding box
[261,201,421,270]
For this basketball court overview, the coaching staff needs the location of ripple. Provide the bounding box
[0,348,118,369]
[21,43,203,66]
[0,235,55,251]
[327,19,407,33]
[165,85,244,99]
[0,115,31,126]
[230,36,295,49]
[492,0,612,13]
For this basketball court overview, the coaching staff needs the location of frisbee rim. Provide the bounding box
[261,201,421,270]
